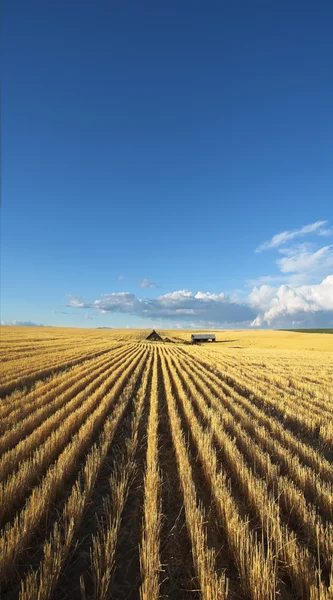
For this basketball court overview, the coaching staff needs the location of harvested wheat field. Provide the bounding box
[0,326,333,600]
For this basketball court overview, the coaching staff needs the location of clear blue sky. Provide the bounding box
[2,1,333,329]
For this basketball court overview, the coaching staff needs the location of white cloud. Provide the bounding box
[93,292,139,313]
[117,275,125,280]
[253,221,333,288]
[138,278,156,288]
[277,244,333,274]
[250,275,333,327]
[248,285,277,310]
[1,320,46,327]
[67,289,256,327]
[247,274,287,287]
[194,291,228,301]
[318,227,333,237]
[66,274,333,329]
[256,221,327,252]
[66,295,88,308]
[250,221,333,326]
[62,220,333,329]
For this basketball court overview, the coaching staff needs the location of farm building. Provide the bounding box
[146,330,163,341]
[191,333,216,343]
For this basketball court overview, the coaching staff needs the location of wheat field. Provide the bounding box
[0,326,332,600]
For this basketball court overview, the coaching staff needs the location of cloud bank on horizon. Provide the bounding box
[4,221,332,329]
[64,220,333,329]
[66,276,333,329]
[0,320,47,327]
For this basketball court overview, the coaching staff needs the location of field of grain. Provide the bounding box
[0,326,332,600]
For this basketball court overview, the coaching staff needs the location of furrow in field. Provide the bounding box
[106,365,152,600]
[163,349,278,600]
[18,349,152,600]
[0,343,125,423]
[210,349,332,398]
[178,346,333,482]
[210,351,333,426]
[0,344,102,384]
[0,338,108,362]
[0,342,93,364]
[177,348,333,576]
[84,350,153,600]
[157,353,199,599]
[223,347,332,387]
[167,348,332,594]
[0,346,144,525]
[0,347,148,590]
[48,341,150,600]
[159,349,229,600]
[175,347,333,523]
[0,345,136,462]
[0,346,114,397]
[189,347,332,447]
[236,363,332,417]
[139,348,162,600]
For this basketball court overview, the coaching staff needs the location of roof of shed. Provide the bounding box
[146,329,163,340]
[191,333,216,339]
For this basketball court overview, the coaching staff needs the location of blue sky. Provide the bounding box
[2,1,333,329]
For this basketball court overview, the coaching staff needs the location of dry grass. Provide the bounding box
[0,326,332,599]
[139,348,162,600]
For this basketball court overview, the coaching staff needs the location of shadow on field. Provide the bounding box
[213,340,240,343]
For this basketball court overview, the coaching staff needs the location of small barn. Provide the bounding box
[146,329,163,341]
[191,333,216,344]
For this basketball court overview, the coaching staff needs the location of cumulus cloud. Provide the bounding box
[67,289,256,327]
[248,285,277,310]
[65,277,333,329]
[63,219,333,329]
[93,292,139,313]
[256,221,327,252]
[138,278,156,288]
[250,222,333,326]
[250,275,333,327]
[1,320,46,327]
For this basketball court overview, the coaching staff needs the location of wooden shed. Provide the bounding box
[146,329,163,341]
[191,333,216,343]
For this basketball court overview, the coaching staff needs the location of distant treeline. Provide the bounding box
[279,329,333,334]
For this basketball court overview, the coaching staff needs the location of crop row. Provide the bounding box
[1,340,332,599]
[0,347,149,588]
[19,349,154,600]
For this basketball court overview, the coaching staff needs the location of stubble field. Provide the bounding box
[0,326,332,600]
